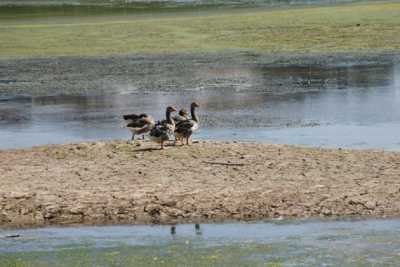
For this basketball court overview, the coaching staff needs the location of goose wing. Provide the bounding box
[126,118,148,128]
[159,119,176,129]
[175,119,198,135]
[150,122,174,139]
[123,113,141,121]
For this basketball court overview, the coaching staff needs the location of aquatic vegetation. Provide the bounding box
[0,243,285,267]
[0,2,400,57]
[2,227,400,267]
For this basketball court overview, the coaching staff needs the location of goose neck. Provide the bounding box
[191,105,199,123]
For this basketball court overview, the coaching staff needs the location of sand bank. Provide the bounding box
[1,140,400,228]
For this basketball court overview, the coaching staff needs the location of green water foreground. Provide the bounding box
[1,219,400,266]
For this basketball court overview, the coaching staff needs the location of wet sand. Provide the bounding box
[1,140,400,228]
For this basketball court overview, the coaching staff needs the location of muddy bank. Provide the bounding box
[1,140,400,228]
[1,52,398,98]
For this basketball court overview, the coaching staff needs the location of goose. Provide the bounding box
[123,113,155,140]
[157,108,187,126]
[172,109,189,144]
[173,109,189,124]
[174,102,199,145]
[149,106,176,149]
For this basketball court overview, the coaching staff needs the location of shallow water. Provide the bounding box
[1,219,400,266]
[1,60,400,150]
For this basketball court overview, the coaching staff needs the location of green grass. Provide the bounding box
[0,243,285,267]
[1,1,400,58]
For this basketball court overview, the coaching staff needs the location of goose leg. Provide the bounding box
[161,141,164,149]
[186,137,189,146]
[131,134,135,141]
[142,135,145,140]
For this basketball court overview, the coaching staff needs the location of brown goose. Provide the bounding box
[149,106,176,149]
[123,113,155,140]
[174,102,199,145]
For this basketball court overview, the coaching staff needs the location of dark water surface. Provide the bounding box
[1,59,400,150]
[0,0,371,25]
[1,219,400,266]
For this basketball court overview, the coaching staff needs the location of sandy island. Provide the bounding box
[1,140,400,228]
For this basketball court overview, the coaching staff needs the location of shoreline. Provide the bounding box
[1,140,400,228]
[1,215,399,231]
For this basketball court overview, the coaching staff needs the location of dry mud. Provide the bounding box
[1,140,400,228]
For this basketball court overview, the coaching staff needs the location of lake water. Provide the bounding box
[1,218,400,266]
[1,60,400,150]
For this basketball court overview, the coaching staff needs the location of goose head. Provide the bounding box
[178,109,189,117]
[167,106,177,113]
[165,106,177,125]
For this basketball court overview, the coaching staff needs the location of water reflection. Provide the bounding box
[0,61,399,150]
[170,224,202,236]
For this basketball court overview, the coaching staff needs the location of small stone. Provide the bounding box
[10,193,30,199]
[321,207,332,216]
[144,205,161,216]
[161,200,177,207]
[70,207,84,215]
[365,201,376,210]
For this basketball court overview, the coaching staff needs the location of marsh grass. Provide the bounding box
[0,2,400,58]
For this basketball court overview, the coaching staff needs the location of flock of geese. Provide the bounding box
[123,102,200,149]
